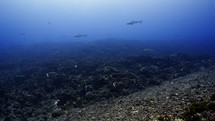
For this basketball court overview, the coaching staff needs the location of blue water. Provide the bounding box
[0,0,215,55]
[1,1,215,120]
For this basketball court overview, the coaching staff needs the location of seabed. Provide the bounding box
[0,40,214,121]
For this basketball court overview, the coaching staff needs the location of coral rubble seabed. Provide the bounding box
[0,53,215,121]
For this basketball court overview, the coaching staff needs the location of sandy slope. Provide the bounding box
[52,69,215,121]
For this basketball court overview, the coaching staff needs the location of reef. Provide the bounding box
[0,41,215,120]
[181,97,215,121]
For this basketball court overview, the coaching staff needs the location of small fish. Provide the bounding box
[46,73,49,78]
[74,34,88,38]
[20,33,25,36]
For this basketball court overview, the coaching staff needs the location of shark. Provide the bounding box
[127,20,143,25]
[74,34,88,38]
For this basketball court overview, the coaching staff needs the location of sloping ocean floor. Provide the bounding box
[0,40,215,121]
[64,69,215,121]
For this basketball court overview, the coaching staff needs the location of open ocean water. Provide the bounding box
[0,0,215,120]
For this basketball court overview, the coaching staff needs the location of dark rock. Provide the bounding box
[211,94,215,101]
[52,110,64,118]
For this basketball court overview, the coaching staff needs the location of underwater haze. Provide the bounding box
[1,1,215,120]
[0,0,215,50]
